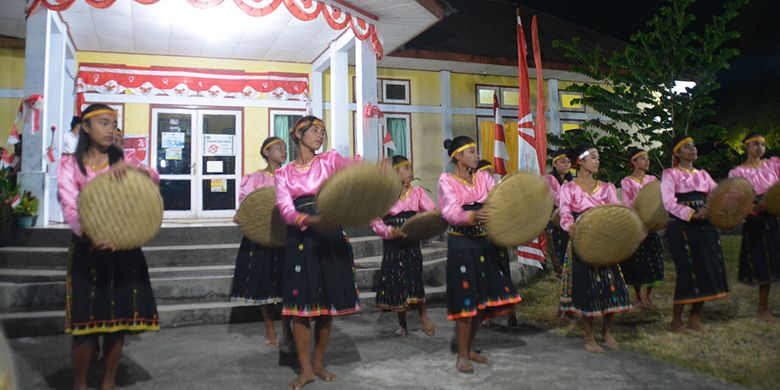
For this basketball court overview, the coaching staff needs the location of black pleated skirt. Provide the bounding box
[562,244,633,317]
[666,218,729,304]
[375,239,425,311]
[229,236,284,304]
[738,211,780,285]
[621,231,665,286]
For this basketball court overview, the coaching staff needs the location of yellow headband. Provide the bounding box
[673,137,694,154]
[743,136,766,145]
[82,109,117,121]
[477,164,493,171]
[631,150,648,160]
[393,160,410,169]
[449,142,477,158]
[294,118,324,132]
[263,138,284,151]
[552,153,568,163]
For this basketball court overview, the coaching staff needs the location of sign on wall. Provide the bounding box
[203,134,234,157]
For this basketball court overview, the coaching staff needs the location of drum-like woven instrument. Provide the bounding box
[485,172,554,247]
[571,205,646,266]
[401,211,448,241]
[632,180,668,231]
[78,170,163,250]
[707,177,754,230]
[237,187,286,247]
[316,163,401,230]
[762,181,780,217]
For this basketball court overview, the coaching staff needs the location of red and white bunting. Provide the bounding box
[7,125,20,145]
[9,193,21,209]
[492,92,508,176]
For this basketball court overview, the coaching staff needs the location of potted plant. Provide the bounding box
[0,170,14,237]
[12,191,39,228]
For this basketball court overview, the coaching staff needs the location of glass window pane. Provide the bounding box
[561,120,584,133]
[477,88,495,106]
[157,113,192,175]
[501,88,519,107]
[202,179,236,210]
[386,117,408,158]
[273,114,302,163]
[202,114,236,175]
[160,179,191,210]
[560,92,585,111]
[385,83,407,100]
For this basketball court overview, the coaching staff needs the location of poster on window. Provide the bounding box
[162,132,186,149]
[210,179,228,193]
[123,135,148,164]
[203,134,234,156]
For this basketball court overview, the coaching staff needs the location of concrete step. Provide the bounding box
[0,286,448,337]
[0,253,449,311]
[0,235,393,270]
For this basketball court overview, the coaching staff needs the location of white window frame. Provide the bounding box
[381,79,411,104]
[559,90,586,112]
[476,85,499,108]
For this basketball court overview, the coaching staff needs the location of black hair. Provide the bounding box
[549,150,573,184]
[476,159,493,170]
[289,115,326,146]
[70,116,81,130]
[742,132,764,144]
[260,136,284,161]
[391,155,409,166]
[571,144,596,168]
[443,135,475,164]
[75,104,123,175]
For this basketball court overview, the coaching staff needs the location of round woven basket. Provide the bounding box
[316,163,402,230]
[572,205,646,266]
[707,177,754,230]
[551,208,561,229]
[485,172,554,247]
[401,211,448,241]
[632,180,668,231]
[763,181,780,217]
[78,170,163,250]
[237,187,286,247]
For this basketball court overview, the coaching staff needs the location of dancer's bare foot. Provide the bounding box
[584,338,605,353]
[265,336,279,348]
[456,357,474,374]
[394,327,409,337]
[468,351,488,364]
[507,313,518,327]
[603,333,619,350]
[687,317,703,332]
[287,372,316,390]
[670,319,686,333]
[481,319,491,329]
[757,310,776,323]
[313,367,336,382]
[421,316,436,337]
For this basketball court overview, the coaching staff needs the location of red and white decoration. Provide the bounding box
[514,12,548,269]
[363,102,392,152]
[26,0,384,59]
[492,92,508,176]
[23,94,45,134]
[76,64,309,112]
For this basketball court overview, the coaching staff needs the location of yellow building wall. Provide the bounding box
[410,113,442,195]
[76,51,310,174]
[0,48,25,150]
[450,73,545,109]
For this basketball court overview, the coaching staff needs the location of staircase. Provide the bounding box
[0,224,448,337]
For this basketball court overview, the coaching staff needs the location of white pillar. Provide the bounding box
[439,70,452,169]
[547,79,561,135]
[20,9,50,226]
[311,70,323,119]
[354,38,378,161]
[329,49,349,156]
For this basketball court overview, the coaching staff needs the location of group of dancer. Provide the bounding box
[57,104,777,390]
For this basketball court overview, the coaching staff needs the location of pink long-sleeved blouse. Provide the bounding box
[558,180,619,232]
[728,157,780,196]
[239,171,276,203]
[437,170,495,227]
[620,175,657,208]
[370,186,436,239]
[544,174,567,207]
[274,149,354,229]
[57,154,160,235]
[660,167,718,221]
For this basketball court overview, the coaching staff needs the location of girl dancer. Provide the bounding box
[230,136,292,346]
[559,145,632,353]
[275,116,360,389]
[728,132,779,322]
[438,136,521,373]
[58,104,160,390]
[620,148,665,309]
[370,155,436,337]
[545,150,573,275]
[662,135,728,332]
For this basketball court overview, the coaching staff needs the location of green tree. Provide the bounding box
[550,0,747,182]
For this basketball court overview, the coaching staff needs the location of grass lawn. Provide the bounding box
[516,235,780,390]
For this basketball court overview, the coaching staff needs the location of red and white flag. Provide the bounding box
[514,11,548,269]
[0,149,14,169]
[492,92,508,176]
[382,130,396,151]
[7,125,20,145]
[9,193,21,209]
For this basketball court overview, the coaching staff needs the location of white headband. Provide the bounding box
[577,150,591,162]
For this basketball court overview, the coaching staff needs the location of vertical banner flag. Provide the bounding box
[492,92,508,176]
[515,10,547,268]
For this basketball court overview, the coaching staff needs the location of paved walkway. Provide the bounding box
[8,307,741,389]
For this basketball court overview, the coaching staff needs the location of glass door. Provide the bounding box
[151,108,242,219]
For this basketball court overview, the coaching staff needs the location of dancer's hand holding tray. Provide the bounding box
[78,169,163,250]
[400,210,448,241]
[316,163,402,230]
[236,187,286,247]
[571,205,646,266]
[707,177,754,229]
[632,180,668,231]
[485,172,554,247]
[761,181,780,216]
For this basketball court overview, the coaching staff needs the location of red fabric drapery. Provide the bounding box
[75,64,309,113]
[26,0,384,59]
